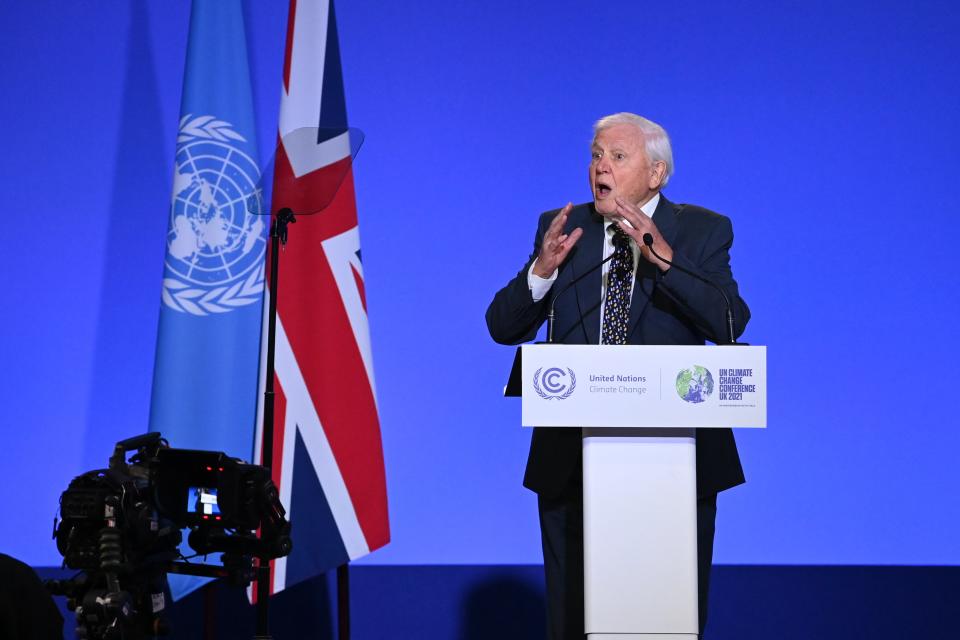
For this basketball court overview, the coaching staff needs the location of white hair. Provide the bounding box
[593,112,674,188]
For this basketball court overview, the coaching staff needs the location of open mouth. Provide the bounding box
[596,182,612,198]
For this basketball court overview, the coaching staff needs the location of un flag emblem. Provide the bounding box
[162,114,267,316]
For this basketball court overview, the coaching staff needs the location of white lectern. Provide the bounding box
[515,344,766,639]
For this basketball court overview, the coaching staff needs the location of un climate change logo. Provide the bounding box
[676,365,714,403]
[533,367,576,400]
[162,114,267,316]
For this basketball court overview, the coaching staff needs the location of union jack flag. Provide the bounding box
[253,0,390,595]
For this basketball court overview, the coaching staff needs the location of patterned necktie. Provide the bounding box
[601,225,634,345]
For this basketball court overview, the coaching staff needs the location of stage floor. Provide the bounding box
[38,564,956,639]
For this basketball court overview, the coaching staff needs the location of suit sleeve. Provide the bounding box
[656,214,750,343]
[485,213,553,345]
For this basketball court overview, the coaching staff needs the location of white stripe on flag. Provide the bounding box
[283,128,353,178]
[280,0,330,136]
[270,323,300,592]
[273,315,371,560]
[321,227,379,411]
[253,288,270,466]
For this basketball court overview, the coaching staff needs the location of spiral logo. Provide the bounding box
[533,367,576,400]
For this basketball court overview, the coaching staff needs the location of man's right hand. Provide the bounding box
[532,203,583,278]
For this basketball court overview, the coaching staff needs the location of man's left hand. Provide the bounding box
[614,197,673,271]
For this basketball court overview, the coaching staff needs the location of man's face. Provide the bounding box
[589,123,662,217]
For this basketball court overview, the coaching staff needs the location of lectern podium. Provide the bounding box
[514,344,766,639]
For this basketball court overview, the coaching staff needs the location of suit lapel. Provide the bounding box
[627,194,679,341]
[651,193,681,247]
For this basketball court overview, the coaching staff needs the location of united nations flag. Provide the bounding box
[148,0,264,600]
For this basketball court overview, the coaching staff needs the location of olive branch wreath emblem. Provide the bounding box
[177,114,248,143]
[532,367,577,400]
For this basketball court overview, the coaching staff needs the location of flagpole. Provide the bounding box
[203,581,217,640]
[337,563,350,640]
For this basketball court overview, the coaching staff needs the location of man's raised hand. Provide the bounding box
[532,203,583,278]
[614,197,673,270]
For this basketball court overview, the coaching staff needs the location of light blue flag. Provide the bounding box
[149,0,265,599]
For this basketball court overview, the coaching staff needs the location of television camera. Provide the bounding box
[46,432,291,639]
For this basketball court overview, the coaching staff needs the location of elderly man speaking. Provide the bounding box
[486,113,750,639]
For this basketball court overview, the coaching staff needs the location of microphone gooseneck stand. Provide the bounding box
[641,232,744,345]
[542,229,741,345]
[255,207,296,640]
[545,232,627,343]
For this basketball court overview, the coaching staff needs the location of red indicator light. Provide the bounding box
[206,466,213,471]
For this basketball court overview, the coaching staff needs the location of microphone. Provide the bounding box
[642,233,740,345]
[545,232,628,343]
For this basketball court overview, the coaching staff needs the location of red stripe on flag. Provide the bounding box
[282,0,297,94]
[271,374,288,502]
[273,175,390,551]
[272,143,355,225]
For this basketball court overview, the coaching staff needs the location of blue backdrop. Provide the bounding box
[1,0,957,569]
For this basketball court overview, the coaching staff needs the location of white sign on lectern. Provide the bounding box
[517,344,766,639]
[521,344,766,429]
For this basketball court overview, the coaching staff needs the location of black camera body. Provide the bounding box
[49,432,292,639]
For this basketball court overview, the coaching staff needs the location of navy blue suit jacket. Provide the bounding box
[486,195,750,498]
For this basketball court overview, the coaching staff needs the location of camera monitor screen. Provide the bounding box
[188,487,221,518]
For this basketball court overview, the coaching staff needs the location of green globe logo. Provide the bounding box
[675,366,714,403]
